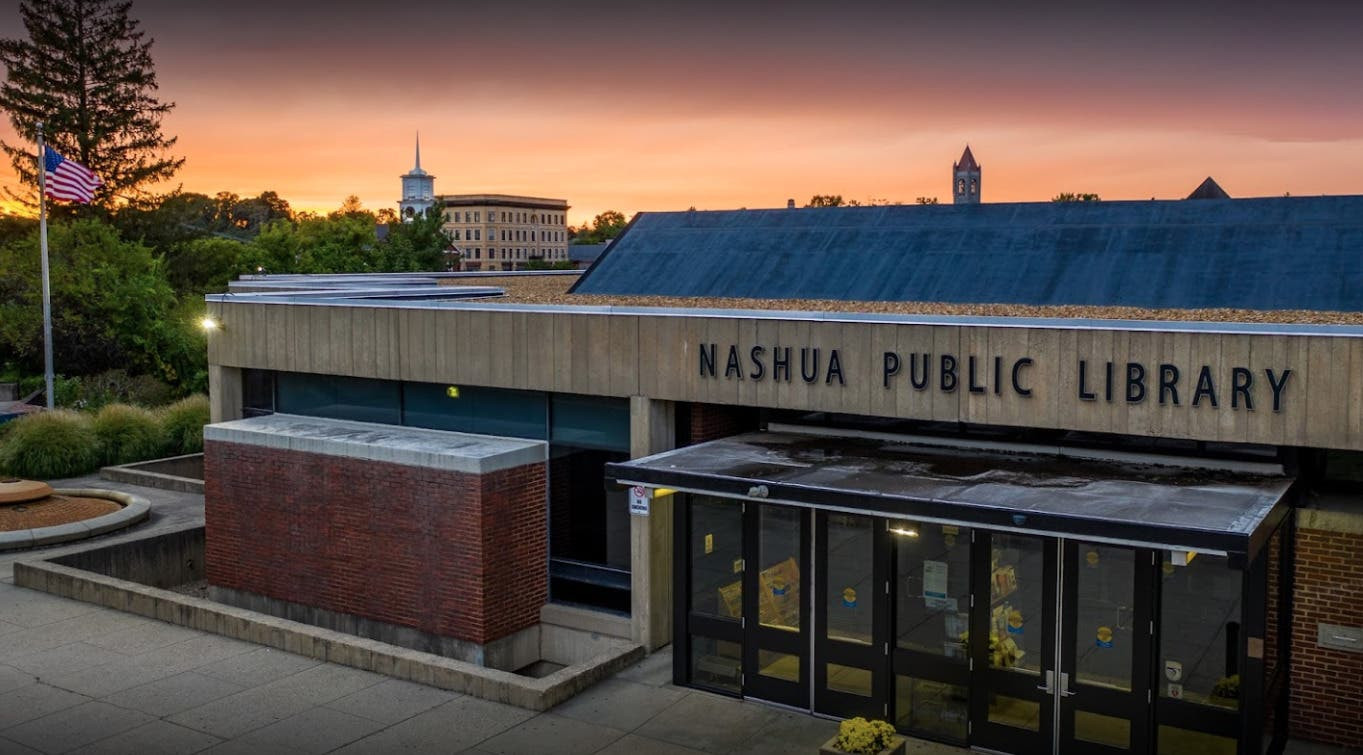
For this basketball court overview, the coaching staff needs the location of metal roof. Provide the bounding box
[571,195,1363,311]
[607,431,1292,561]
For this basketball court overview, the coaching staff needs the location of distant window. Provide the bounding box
[957,179,965,194]
[475,211,480,222]
[970,179,977,195]
[475,229,481,240]
[452,229,461,240]
[443,212,452,222]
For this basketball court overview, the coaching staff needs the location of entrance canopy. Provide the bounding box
[607,431,1293,563]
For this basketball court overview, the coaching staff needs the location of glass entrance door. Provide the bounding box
[743,505,808,706]
[970,532,1057,754]
[814,512,889,718]
[969,533,1155,754]
[1059,541,1154,753]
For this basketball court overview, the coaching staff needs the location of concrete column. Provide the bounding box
[208,364,243,424]
[629,396,676,651]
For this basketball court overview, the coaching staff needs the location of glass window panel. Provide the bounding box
[987,693,1040,732]
[403,382,546,439]
[825,514,874,645]
[1157,725,1237,755]
[895,521,970,659]
[758,506,801,631]
[895,675,967,742]
[757,650,799,683]
[549,446,631,572]
[989,534,1043,674]
[1074,544,1134,691]
[826,663,872,697]
[550,394,629,452]
[276,372,399,425]
[241,369,275,415]
[690,636,742,693]
[1159,552,1242,710]
[1076,711,1130,749]
[690,496,743,619]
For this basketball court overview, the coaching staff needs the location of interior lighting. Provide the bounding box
[890,526,919,538]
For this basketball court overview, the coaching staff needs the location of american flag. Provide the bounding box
[43,147,102,203]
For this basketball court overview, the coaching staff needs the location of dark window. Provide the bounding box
[242,369,275,417]
[403,383,546,440]
[275,373,399,424]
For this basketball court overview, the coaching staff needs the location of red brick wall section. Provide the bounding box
[204,440,546,646]
[688,402,760,444]
[1290,526,1363,748]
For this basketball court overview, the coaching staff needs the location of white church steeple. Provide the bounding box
[399,132,435,220]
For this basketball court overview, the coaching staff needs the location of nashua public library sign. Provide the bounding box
[699,342,1294,412]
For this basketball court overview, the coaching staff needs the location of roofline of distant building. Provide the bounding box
[436,194,569,210]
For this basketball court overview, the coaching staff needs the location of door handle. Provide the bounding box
[1036,669,1054,693]
[1060,671,1077,698]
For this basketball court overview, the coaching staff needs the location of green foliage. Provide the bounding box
[0,0,182,206]
[570,210,629,244]
[93,403,162,465]
[0,409,100,479]
[20,369,177,411]
[833,717,898,754]
[1051,193,1101,203]
[165,236,249,295]
[377,204,451,272]
[915,196,939,205]
[806,195,845,208]
[242,213,379,274]
[0,219,206,395]
[158,395,209,454]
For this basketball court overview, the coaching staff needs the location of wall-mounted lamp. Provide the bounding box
[199,315,220,332]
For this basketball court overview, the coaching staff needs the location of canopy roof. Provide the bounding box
[607,431,1292,563]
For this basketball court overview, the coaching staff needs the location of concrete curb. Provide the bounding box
[0,488,149,552]
[100,453,204,494]
[13,552,643,711]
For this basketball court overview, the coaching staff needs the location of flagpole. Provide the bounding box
[37,122,54,410]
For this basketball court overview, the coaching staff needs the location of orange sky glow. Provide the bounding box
[2,1,1362,225]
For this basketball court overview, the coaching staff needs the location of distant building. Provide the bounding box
[568,241,610,270]
[440,194,570,272]
[953,145,981,204]
[398,134,435,220]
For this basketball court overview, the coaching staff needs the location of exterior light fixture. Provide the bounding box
[199,315,219,332]
[889,527,919,538]
[1170,550,1198,566]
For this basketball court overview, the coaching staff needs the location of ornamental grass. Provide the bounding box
[0,410,101,480]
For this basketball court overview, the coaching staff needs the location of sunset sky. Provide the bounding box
[3,0,1363,224]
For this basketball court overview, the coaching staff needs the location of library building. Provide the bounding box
[204,193,1363,755]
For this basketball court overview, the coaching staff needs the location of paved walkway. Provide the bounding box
[0,477,1349,753]
[0,476,963,754]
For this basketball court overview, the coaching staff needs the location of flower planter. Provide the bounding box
[818,734,908,755]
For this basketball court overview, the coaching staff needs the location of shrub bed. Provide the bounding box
[93,404,164,465]
[0,410,101,479]
[159,395,210,455]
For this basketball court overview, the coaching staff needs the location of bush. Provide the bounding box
[93,404,164,465]
[159,395,210,454]
[0,410,100,480]
[834,718,899,755]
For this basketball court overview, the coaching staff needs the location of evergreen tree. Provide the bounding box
[0,0,183,207]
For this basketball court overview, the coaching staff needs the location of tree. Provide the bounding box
[915,196,939,205]
[1052,193,1101,203]
[0,218,201,388]
[376,204,450,272]
[165,236,248,295]
[570,210,630,244]
[806,195,844,207]
[0,0,183,206]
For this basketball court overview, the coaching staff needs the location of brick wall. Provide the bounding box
[1289,524,1363,748]
[204,441,546,646]
[686,403,761,444]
